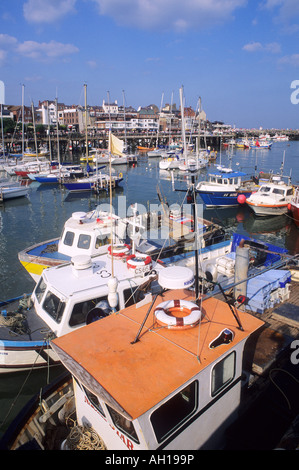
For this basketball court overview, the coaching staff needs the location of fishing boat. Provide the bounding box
[17,204,225,282]
[249,140,272,149]
[2,250,299,450]
[245,177,294,216]
[17,209,128,281]
[195,168,259,207]
[288,185,299,227]
[0,245,167,373]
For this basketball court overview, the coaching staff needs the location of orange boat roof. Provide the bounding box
[52,289,264,419]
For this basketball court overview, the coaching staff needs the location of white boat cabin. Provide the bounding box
[57,211,128,258]
[251,181,293,200]
[196,170,248,191]
[33,250,163,338]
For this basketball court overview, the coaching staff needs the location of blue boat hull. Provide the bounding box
[197,190,252,207]
[64,178,123,192]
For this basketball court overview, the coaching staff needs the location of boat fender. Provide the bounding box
[154,299,201,329]
[108,243,131,258]
[118,172,123,179]
[205,263,217,282]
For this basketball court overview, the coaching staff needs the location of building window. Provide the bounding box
[211,351,235,397]
[150,381,198,443]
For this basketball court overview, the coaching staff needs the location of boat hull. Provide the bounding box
[0,340,60,373]
[289,203,299,227]
[197,190,252,207]
[64,177,123,192]
[18,238,70,281]
[246,201,289,216]
[1,188,29,200]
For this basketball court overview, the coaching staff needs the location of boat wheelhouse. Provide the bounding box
[0,249,165,373]
[196,169,258,207]
[50,265,266,450]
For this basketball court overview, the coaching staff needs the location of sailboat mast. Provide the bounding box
[21,84,25,157]
[55,97,61,178]
[122,90,127,149]
[156,92,164,149]
[84,84,89,163]
[31,101,38,160]
[179,86,187,159]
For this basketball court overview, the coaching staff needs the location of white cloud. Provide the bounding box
[17,40,79,60]
[91,0,247,31]
[23,0,77,23]
[0,33,79,63]
[243,41,263,52]
[278,54,299,66]
[243,41,281,53]
[0,34,18,46]
[261,0,299,32]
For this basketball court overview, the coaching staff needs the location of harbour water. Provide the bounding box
[0,140,298,438]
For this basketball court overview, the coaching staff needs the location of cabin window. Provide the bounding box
[42,291,66,323]
[95,235,110,249]
[273,188,284,196]
[82,385,105,417]
[211,351,235,397]
[69,296,116,327]
[35,278,47,303]
[106,405,139,444]
[287,189,293,196]
[229,178,233,185]
[223,179,228,185]
[261,186,271,192]
[63,231,75,246]
[77,234,91,249]
[150,381,198,443]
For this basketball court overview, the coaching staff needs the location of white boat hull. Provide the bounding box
[0,343,60,374]
[1,187,29,200]
[246,203,289,216]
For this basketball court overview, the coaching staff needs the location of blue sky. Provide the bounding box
[1,0,299,129]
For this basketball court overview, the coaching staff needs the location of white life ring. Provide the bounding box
[126,253,152,271]
[108,243,131,259]
[154,299,201,330]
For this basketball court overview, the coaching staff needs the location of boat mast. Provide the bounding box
[84,84,89,163]
[21,84,25,157]
[122,90,127,150]
[31,101,39,161]
[179,86,187,160]
[156,92,164,150]
[55,97,61,179]
[47,101,52,163]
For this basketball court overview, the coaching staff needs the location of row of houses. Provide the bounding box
[1,98,208,134]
